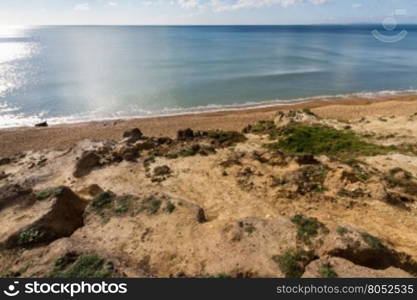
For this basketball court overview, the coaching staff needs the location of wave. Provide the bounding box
[1,89,416,129]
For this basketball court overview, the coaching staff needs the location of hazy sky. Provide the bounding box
[0,0,416,25]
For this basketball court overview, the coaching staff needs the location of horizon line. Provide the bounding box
[3,23,417,27]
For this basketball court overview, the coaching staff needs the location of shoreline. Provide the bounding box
[1,92,417,157]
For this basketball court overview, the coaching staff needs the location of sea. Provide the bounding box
[1,25,417,128]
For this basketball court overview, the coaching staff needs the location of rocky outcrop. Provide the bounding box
[303,257,413,278]
[0,186,87,249]
[73,151,101,178]
[274,110,319,127]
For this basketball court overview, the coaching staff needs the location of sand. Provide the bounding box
[1,93,417,157]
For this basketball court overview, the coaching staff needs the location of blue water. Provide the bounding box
[1,25,417,128]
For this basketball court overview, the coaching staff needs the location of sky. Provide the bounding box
[0,0,416,25]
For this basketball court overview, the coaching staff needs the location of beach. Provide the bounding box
[1,92,417,157]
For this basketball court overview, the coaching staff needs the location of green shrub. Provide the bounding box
[272,249,313,278]
[91,192,112,209]
[291,215,328,244]
[114,196,131,215]
[267,124,395,159]
[165,201,176,214]
[360,232,385,250]
[207,130,247,146]
[50,254,113,278]
[17,229,44,246]
[36,187,64,200]
[336,226,349,236]
[319,263,338,278]
[140,196,162,214]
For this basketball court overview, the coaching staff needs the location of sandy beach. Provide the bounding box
[1,93,417,157]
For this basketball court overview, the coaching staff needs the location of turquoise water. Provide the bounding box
[1,25,417,128]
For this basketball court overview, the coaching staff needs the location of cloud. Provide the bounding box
[74,3,90,11]
[352,3,363,9]
[108,1,118,6]
[178,0,200,9]
[210,0,329,12]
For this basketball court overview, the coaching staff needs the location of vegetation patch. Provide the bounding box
[49,254,113,278]
[164,201,176,214]
[17,229,44,246]
[291,215,328,244]
[336,226,349,236]
[319,263,338,278]
[272,248,314,278]
[36,187,64,200]
[114,196,131,215]
[207,130,247,147]
[266,124,395,159]
[360,232,385,250]
[91,192,113,209]
[140,196,162,214]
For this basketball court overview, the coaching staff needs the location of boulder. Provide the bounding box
[73,151,101,178]
[122,128,143,144]
[0,186,87,249]
[35,121,48,127]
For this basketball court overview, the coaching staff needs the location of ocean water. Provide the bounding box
[1,25,417,128]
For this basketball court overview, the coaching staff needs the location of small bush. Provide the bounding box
[272,249,313,278]
[140,196,162,214]
[207,130,247,147]
[114,196,131,215]
[319,263,338,278]
[336,226,349,236]
[91,192,112,209]
[36,187,64,200]
[291,215,328,244]
[50,254,113,278]
[17,229,44,246]
[360,232,385,250]
[165,201,176,214]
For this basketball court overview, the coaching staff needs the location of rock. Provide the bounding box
[0,184,33,211]
[0,171,9,180]
[177,128,194,141]
[153,165,171,177]
[0,186,87,249]
[0,157,11,166]
[122,128,143,144]
[78,184,104,198]
[197,208,207,223]
[134,141,157,151]
[303,257,413,278]
[35,121,48,127]
[73,151,101,178]
[274,110,319,128]
[295,154,319,165]
[157,137,173,145]
[384,190,414,209]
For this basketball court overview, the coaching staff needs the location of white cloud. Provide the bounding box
[74,3,91,11]
[108,1,118,6]
[352,3,363,9]
[211,0,329,12]
[178,0,200,9]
